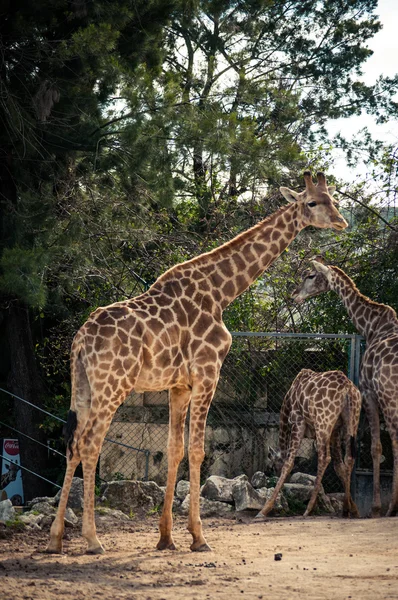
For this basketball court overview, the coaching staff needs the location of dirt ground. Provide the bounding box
[0,515,397,600]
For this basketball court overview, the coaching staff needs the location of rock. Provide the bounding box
[39,515,55,529]
[283,483,313,502]
[289,473,334,513]
[257,487,289,513]
[290,472,324,493]
[100,480,164,515]
[64,507,79,526]
[176,480,190,500]
[201,475,234,503]
[95,507,131,523]
[283,482,334,514]
[19,513,42,528]
[251,472,267,489]
[54,477,84,510]
[180,494,234,518]
[28,501,56,516]
[327,493,344,514]
[27,496,56,508]
[0,500,16,523]
[232,475,266,511]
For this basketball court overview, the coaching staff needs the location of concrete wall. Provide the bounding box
[100,420,315,485]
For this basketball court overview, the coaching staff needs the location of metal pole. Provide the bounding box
[144,450,150,481]
[354,334,362,387]
[348,337,355,383]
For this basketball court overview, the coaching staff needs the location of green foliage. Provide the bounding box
[5,518,26,531]
[0,248,48,309]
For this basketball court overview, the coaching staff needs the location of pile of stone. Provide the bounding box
[0,471,343,531]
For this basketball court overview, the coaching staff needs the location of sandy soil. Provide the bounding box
[0,515,397,600]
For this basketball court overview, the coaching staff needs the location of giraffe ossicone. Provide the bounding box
[293,260,398,517]
[46,172,348,555]
[256,369,361,520]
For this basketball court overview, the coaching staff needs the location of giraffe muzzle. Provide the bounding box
[331,217,348,231]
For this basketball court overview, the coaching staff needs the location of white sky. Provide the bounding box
[327,0,398,181]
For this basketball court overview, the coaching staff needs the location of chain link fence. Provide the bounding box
[100,332,372,493]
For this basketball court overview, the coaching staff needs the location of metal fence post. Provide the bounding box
[348,336,356,383]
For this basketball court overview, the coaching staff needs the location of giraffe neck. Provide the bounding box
[329,267,398,341]
[166,201,306,311]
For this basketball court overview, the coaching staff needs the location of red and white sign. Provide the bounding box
[1,439,24,506]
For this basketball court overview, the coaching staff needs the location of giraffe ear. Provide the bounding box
[327,185,336,196]
[311,255,326,265]
[311,260,330,277]
[268,446,278,459]
[280,187,300,203]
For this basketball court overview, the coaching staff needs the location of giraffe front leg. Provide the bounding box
[46,455,80,553]
[157,387,191,551]
[187,385,215,552]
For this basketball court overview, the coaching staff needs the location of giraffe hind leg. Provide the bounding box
[79,405,121,554]
[46,454,80,553]
[187,379,218,552]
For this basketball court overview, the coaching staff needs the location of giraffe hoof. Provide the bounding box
[45,545,63,554]
[156,539,177,551]
[370,508,381,518]
[86,545,105,555]
[190,542,212,552]
[253,512,268,522]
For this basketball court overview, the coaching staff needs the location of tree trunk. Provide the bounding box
[5,301,52,500]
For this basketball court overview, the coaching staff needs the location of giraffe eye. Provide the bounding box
[307,202,317,207]
[307,274,316,279]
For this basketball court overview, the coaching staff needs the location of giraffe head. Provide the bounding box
[280,171,348,231]
[292,257,332,304]
[268,446,284,476]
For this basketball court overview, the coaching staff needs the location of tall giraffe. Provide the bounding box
[256,369,361,520]
[46,172,347,555]
[293,258,398,517]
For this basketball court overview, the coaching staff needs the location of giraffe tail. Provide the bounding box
[63,410,78,459]
[65,335,91,459]
[344,381,361,461]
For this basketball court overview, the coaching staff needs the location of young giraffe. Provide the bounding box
[256,369,361,519]
[293,258,398,516]
[46,172,347,555]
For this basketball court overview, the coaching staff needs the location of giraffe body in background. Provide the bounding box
[257,369,361,519]
[293,259,398,516]
[46,172,348,555]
